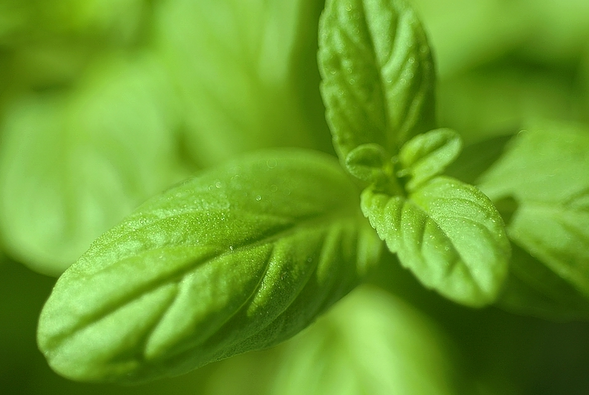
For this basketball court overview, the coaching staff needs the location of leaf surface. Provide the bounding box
[318,0,435,163]
[479,124,589,305]
[37,149,382,383]
[362,176,510,306]
[269,286,467,395]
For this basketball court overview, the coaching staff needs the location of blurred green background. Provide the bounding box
[1,0,589,393]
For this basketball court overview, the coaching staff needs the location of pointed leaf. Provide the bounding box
[398,128,462,191]
[361,176,510,306]
[318,0,436,162]
[37,149,382,383]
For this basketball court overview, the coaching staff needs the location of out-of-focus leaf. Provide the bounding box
[152,0,332,167]
[0,0,148,45]
[479,122,589,316]
[0,53,187,276]
[412,0,535,78]
[269,285,468,395]
[446,134,515,185]
[499,244,589,322]
[518,0,589,63]
[437,64,582,143]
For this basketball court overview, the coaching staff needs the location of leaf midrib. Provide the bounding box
[46,203,358,350]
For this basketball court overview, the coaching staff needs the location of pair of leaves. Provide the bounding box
[37,149,382,383]
[318,0,510,306]
[478,122,589,320]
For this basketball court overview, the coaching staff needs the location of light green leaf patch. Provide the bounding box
[319,0,436,163]
[0,53,186,276]
[37,149,382,383]
[269,286,468,395]
[479,122,589,305]
[153,0,332,167]
[362,176,510,306]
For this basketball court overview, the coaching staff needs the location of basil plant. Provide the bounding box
[0,0,588,392]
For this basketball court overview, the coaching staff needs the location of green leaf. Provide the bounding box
[269,285,468,395]
[154,0,333,167]
[344,143,392,185]
[37,149,382,383]
[499,244,589,322]
[361,176,510,306]
[479,122,589,305]
[318,0,436,163]
[398,128,462,191]
[506,192,589,296]
[0,53,186,276]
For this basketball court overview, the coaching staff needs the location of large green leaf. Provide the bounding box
[37,149,382,383]
[318,0,436,163]
[0,53,186,276]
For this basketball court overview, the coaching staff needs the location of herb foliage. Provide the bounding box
[1,0,588,393]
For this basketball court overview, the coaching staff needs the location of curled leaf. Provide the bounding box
[37,149,381,383]
[345,143,392,184]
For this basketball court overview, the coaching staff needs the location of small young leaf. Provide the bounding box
[269,286,469,395]
[37,149,382,383]
[361,176,510,306]
[478,123,589,303]
[345,143,389,182]
[318,0,436,162]
[398,128,462,191]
